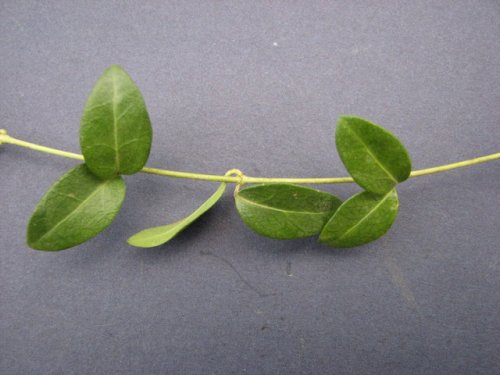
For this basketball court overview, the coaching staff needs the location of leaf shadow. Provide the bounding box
[259,235,377,260]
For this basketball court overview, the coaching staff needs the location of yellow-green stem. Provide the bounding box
[1,130,499,185]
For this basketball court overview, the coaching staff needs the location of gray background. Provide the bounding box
[1,1,499,374]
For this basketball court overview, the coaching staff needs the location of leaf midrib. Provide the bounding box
[338,191,394,240]
[34,180,112,245]
[346,125,397,183]
[111,71,121,173]
[236,195,331,215]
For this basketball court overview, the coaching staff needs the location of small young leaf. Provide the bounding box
[27,164,126,251]
[80,65,152,179]
[127,183,226,248]
[235,184,342,240]
[319,189,399,248]
[336,116,411,194]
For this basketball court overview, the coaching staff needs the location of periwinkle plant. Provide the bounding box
[0,65,498,251]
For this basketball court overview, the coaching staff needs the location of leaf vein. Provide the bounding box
[338,191,394,240]
[347,126,397,183]
[35,180,114,244]
[111,72,121,173]
[237,195,330,215]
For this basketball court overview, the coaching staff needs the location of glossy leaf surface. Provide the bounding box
[336,116,411,194]
[319,189,398,248]
[128,183,226,248]
[80,65,152,179]
[27,164,126,251]
[235,184,342,239]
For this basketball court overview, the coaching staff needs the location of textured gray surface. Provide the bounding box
[1,1,499,374]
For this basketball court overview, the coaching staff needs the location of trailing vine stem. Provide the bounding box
[1,129,499,185]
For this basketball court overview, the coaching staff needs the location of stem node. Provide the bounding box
[1,131,499,184]
[225,168,245,184]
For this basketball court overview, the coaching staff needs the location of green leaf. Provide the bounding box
[80,65,152,179]
[319,189,399,248]
[127,183,227,248]
[336,116,411,194]
[235,184,342,240]
[27,164,126,251]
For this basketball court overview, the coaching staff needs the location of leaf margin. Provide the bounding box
[27,164,126,251]
[80,64,153,179]
[235,183,342,240]
[335,115,412,194]
[319,188,399,248]
[127,182,227,248]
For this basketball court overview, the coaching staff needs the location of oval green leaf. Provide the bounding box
[80,65,152,179]
[235,184,342,240]
[319,189,399,248]
[27,164,126,251]
[128,183,227,248]
[336,116,411,194]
